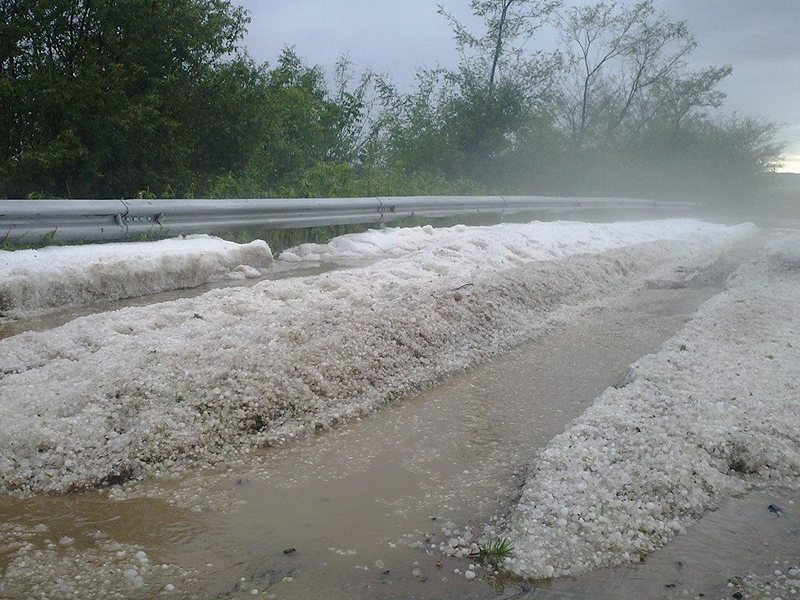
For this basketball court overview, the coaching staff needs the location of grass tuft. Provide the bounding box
[479,537,515,567]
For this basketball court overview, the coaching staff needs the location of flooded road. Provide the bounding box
[2,249,773,600]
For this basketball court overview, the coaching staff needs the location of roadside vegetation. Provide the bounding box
[478,538,516,569]
[0,0,786,207]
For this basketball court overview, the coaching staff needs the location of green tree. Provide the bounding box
[0,0,784,205]
[649,65,732,146]
[0,0,251,198]
[439,0,561,100]
[379,0,561,184]
[231,48,366,195]
[555,1,696,148]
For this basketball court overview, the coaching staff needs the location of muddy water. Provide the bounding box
[2,252,765,600]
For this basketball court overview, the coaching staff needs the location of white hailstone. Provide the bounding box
[465,571,476,581]
[59,536,75,546]
[123,568,144,588]
[0,215,766,567]
[164,584,175,592]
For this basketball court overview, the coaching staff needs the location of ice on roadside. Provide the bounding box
[0,220,754,494]
[506,234,800,580]
[0,235,272,319]
[279,220,735,266]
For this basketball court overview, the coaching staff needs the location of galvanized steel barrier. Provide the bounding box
[0,196,696,243]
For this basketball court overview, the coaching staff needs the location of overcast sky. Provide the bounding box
[237,1,800,172]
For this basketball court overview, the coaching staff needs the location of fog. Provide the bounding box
[238,0,800,173]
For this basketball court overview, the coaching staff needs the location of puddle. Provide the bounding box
[0,495,198,562]
[1,251,752,600]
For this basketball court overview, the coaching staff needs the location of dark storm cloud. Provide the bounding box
[237,1,800,169]
[661,0,800,167]
[664,0,800,63]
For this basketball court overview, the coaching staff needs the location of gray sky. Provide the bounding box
[238,1,800,172]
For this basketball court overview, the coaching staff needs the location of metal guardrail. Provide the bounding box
[0,196,696,243]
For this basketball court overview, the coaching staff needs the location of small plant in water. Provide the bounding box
[479,538,515,567]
